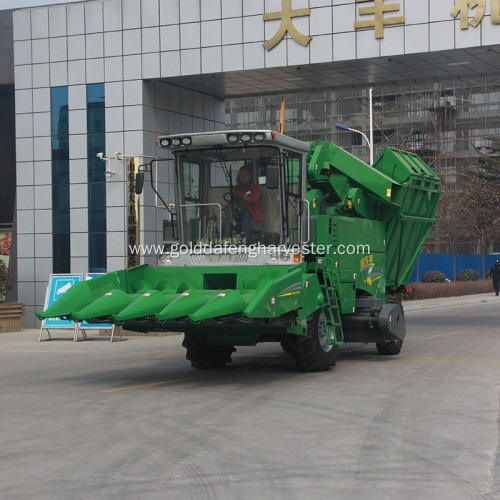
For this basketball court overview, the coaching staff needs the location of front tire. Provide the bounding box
[376,339,403,355]
[286,311,338,372]
[182,333,235,369]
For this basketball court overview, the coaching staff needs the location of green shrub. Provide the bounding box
[456,268,479,281]
[0,260,15,299]
[422,270,447,283]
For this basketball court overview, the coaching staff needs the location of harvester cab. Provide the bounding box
[37,130,440,372]
[154,130,309,256]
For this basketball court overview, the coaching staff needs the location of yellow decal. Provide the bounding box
[365,276,383,286]
[360,254,374,271]
[278,291,301,298]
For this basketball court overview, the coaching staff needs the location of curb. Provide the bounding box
[403,293,498,312]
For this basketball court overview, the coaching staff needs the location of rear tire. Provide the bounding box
[286,311,338,372]
[376,339,403,355]
[182,332,235,369]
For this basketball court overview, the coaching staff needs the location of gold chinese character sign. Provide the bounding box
[354,0,405,39]
[451,0,485,28]
[263,0,311,51]
[451,0,500,28]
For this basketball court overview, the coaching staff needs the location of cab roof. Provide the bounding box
[156,129,311,153]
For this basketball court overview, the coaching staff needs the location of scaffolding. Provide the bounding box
[225,77,500,254]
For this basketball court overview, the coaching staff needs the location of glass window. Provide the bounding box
[52,158,69,184]
[51,86,70,272]
[52,184,70,234]
[87,103,105,134]
[176,146,282,245]
[183,162,200,200]
[88,233,107,273]
[87,83,106,271]
[210,160,251,187]
[88,181,107,233]
[53,234,70,274]
[87,83,105,105]
[283,151,302,245]
[50,87,68,137]
[88,134,106,182]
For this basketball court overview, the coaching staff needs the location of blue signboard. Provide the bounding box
[42,274,83,328]
[81,273,113,329]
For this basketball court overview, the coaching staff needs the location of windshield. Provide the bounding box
[174,146,302,247]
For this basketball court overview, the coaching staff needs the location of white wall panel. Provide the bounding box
[67,3,85,35]
[142,52,160,78]
[34,161,51,185]
[159,0,180,26]
[50,61,68,86]
[311,34,333,64]
[50,37,68,63]
[32,38,49,64]
[222,44,243,71]
[68,60,86,85]
[104,32,123,57]
[31,8,49,39]
[14,41,32,66]
[86,33,104,59]
[85,1,104,33]
[123,0,142,30]
[86,58,105,83]
[201,20,222,47]
[201,0,221,21]
[142,27,160,53]
[48,5,67,38]
[68,35,86,60]
[103,0,123,32]
[105,56,124,82]
[13,10,31,41]
[141,0,160,28]
[201,46,222,73]
[430,21,455,51]
[17,163,34,186]
[405,24,430,54]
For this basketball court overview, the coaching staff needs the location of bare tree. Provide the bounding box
[434,187,473,277]
[474,135,500,182]
[460,171,500,275]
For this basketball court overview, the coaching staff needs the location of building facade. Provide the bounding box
[226,77,500,254]
[12,0,500,325]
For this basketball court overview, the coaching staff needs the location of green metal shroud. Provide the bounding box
[306,141,440,290]
[37,263,324,341]
[37,138,440,347]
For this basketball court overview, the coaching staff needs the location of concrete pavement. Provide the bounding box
[1,298,499,498]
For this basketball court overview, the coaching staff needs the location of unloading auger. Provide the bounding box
[37,130,440,371]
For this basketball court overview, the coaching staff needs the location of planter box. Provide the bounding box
[0,303,26,333]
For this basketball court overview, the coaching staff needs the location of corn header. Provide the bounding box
[38,130,440,371]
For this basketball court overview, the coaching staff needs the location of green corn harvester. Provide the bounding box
[37,130,440,371]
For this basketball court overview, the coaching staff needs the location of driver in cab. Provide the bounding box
[223,166,263,240]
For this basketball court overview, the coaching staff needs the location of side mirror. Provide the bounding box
[265,165,279,189]
[135,171,145,194]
